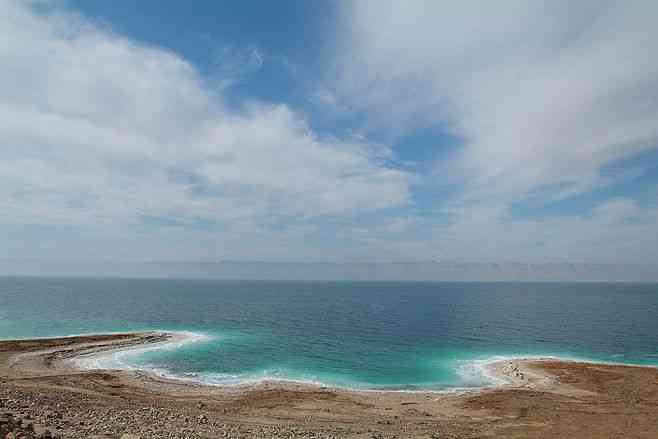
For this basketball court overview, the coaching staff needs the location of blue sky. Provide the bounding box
[1,0,657,263]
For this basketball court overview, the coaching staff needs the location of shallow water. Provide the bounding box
[1,277,657,390]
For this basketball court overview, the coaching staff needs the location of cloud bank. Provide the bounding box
[1,0,657,265]
[323,0,658,263]
[336,1,658,199]
[0,0,410,229]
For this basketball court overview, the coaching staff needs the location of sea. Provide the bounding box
[1,277,657,391]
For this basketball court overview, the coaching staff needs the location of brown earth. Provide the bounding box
[1,332,656,438]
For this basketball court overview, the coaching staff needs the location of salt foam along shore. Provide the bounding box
[65,330,479,392]
[4,333,658,438]
[65,331,653,394]
[69,331,351,390]
[70,330,212,373]
[66,331,566,393]
[208,354,581,394]
[466,353,658,393]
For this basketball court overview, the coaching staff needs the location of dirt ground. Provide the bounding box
[1,333,656,438]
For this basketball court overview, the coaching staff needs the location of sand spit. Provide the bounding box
[1,332,657,438]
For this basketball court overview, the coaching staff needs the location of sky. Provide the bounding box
[1,0,658,264]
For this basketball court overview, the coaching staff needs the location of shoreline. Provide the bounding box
[7,330,557,394]
[48,330,656,394]
[5,330,656,394]
[2,332,657,438]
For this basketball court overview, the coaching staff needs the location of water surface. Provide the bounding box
[1,278,656,390]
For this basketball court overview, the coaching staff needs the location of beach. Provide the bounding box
[1,332,657,438]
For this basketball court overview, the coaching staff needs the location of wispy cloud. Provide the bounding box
[334,1,658,201]
[2,0,657,264]
[212,45,264,89]
[0,1,411,230]
[318,0,658,263]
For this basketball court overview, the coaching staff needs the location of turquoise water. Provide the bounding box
[1,277,657,390]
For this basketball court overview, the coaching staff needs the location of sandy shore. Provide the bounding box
[1,332,657,438]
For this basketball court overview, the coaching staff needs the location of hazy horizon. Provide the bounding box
[2,259,657,282]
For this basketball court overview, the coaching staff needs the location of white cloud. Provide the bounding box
[309,0,658,264]
[0,0,411,229]
[2,0,657,265]
[334,0,658,201]
[212,45,264,90]
[592,198,642,224]
[326,198,658,264]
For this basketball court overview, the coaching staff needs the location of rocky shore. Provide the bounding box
[1,333,657,438]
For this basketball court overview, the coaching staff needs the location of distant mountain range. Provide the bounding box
[1,259,657,282]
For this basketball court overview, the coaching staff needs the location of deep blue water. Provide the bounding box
[1,277,657,390]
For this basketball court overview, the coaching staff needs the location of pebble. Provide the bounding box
[1,384,352,438]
